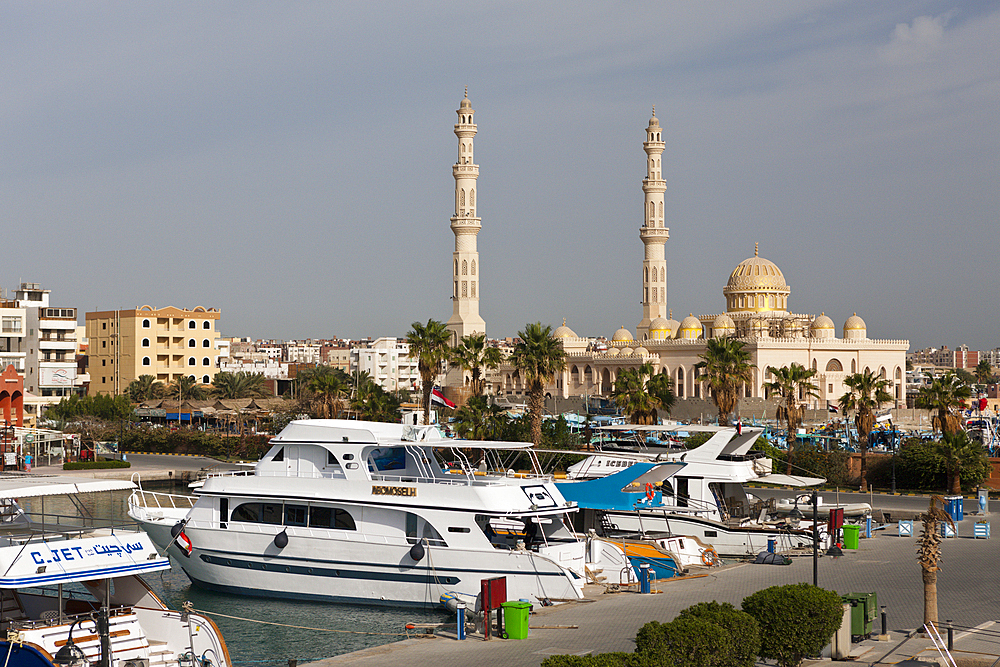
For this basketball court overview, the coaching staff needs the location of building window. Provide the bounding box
[142,338,150,347]
[203,357,211,366]
[1,317,22,333]
[462,281,467,297]
[471,282,476,297]
[203,321,210,329]
[189,339,196,347]
[142,319,150,328]
[102,341,106,348]
[101,359,106,367]
[203,375,211,384]
[188,357,196,366]
[471,259,476,275]
[142,357,151,366]
[462,260,467,275]
[188,321,196,329]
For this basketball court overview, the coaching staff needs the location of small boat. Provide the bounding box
[0,473,230,667]
[775,493,872,518]
[129,419,632,608]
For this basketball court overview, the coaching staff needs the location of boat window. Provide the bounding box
[220,498,228,529]
[272,448,284,462]
[285,504,307,527]
[231,502,284,525]
[405,512,446,546]
[327,450,339,466]
[368,447,406,471]
[448,527,471,533]
[309,506,356,531]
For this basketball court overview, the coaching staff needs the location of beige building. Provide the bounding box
[492,111,909,409]
[86,305,222,395]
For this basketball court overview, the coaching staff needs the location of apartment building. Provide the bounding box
[86,305,222,395]
[351,338,418,392]
[0,299,26,374]
[16,283,83,399]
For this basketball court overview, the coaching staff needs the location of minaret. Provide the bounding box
[446,88,486,347]
[636,107,670,340]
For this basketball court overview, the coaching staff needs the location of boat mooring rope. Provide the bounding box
[189,608,410,637]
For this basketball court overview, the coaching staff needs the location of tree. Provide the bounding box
[308,370,349,419]
[451,332,503,396]
[916,496,954,632]
[127,375,165,402]
[211,371,269,399]
[933,430,988,494]
[764,363,819,475]
[612,363,676,425]
[741,583,843,667]
[695,338,754,426]
[405,319,452,425]
[975,359,994,385]
[839,369,892,492]
[509,322,567,447]
[350,379,401,422]
[915,371,971,435]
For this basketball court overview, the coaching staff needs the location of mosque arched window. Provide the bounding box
[454,281,458,297]
[851,360,856,374]
[812,359,818,371]
[658,202,663,219]
[460,190,465,207]
[676,368,685,398]
[652,287,657,302]
[660,267,664,282]
[470,190,475,206]
[826,359,843,372]
[471,260,476,275]
[462,281,467,297]
[644,267,648,283]
[454,260,458,276]
[471,281,476,297]
[645,288,649,303]
[462,260,468,275]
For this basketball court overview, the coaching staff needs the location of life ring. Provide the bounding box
[645,483,655,501]
[701,548,718,567]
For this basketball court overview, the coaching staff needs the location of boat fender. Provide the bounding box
[274,530,289,549]
[409,542,425,562]
[170,522,184,538]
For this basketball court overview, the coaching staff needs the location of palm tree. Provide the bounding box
[933,430,987,494]
[350,380,400,422]
[509,322,567,447]
[915,371,971,435]
[839,369,892,492]
[764,363,819,474]
[169,375,206,425]
[127,374,165,402]
[451,332,504,396]
[406,319,452,425]
[611,363,675,425]
[916,496,954,632]
[211,371,269,399]
[975,359,994,386]
[453,395,499,440]
[695,338,755,426]
[308,371,349,419]
[647,371,677,417]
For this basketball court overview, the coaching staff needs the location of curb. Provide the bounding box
[126,451,205,457]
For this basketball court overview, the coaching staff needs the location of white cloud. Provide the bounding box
[879,13,952,65]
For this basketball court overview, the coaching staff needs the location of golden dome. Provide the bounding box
[612,326,634,342]
[678,314,703,340]
[712,314,735,337]
[811,313,835,330]
[634,346,649,356]
[844,313,867,330]
[605,347,620,357]
[553,319,577,339]
[649,317,670,332]
[725,254,787,292]
[621,347,634,356]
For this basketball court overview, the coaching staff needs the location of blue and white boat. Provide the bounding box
[0,474,230,667]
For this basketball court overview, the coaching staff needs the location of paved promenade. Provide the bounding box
[305,512,1000,667]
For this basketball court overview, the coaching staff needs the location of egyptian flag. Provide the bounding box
[431,388,457,409]
[828,402,839,413]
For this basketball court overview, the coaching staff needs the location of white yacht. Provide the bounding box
[0,474,230,667]
[558,425,826,556]
[129,420,628,608]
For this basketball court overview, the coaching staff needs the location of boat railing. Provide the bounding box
[129,489,197,511]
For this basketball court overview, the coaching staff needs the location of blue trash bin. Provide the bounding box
[944,495,964,522]
[767,538,776,553]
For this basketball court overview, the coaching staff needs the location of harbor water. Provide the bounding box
[20,482,448,666]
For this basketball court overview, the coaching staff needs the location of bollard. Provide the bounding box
[639,564,651,594]
[457,601,466,640]
[947,620,953,651]
[881,606,887,636]
[288,661,297,667]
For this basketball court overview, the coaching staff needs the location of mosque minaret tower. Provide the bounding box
[636,107,670,340]
[446,88,486,346]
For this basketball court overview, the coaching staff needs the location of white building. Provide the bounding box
[351,338,419,393]
[16,283,83,401]
[0,299,26,374]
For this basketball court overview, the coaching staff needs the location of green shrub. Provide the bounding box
[742,583,843,667]
[541,654,648,667]
[678,602,760,667]
[63,460,131,470]
[635,616,730,667]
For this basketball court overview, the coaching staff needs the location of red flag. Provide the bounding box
[980,397,988,411]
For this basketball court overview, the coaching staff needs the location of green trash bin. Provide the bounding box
[501,601,531,639]
[842,525,860,550]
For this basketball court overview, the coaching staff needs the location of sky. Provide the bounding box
[3,2,997,352]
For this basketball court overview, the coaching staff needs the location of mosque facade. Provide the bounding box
[491,110,909,410]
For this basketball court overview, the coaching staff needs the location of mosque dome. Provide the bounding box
[459,95,472,109]
[648,317,672,340]
[634,346,649,356]
[605,347,620,357]
[612,326,634,342]
[712,314,736,337]
[620,347,634,356]
[723,244,791,315]
[665,314,681,338]
[844,313,867,340]
[678,314,703,340]
[811,313,836,339]
[553,319,577,339]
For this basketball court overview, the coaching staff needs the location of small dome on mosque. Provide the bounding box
[459,89,472,108]
[678,314,703,340]
[634,346,649,356]
[811,313,836,339]
[621,347,634,356]
[648,105,659,128]
[605,347,620,357]
[844,313,867,340]
[612,326,634,342]
[553,319,577,339]
[712,314,736,337]
[648,317,672,340]
[665,312,681,338]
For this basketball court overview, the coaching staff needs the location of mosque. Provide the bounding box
[442,93,909,410]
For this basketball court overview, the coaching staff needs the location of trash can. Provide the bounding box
[501,601,531,639]
[944,495,964,522]
[841,592,877,641]
[767,537,776,553]
[842,524,861,550]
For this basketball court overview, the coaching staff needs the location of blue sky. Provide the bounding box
[3,2,997,351]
